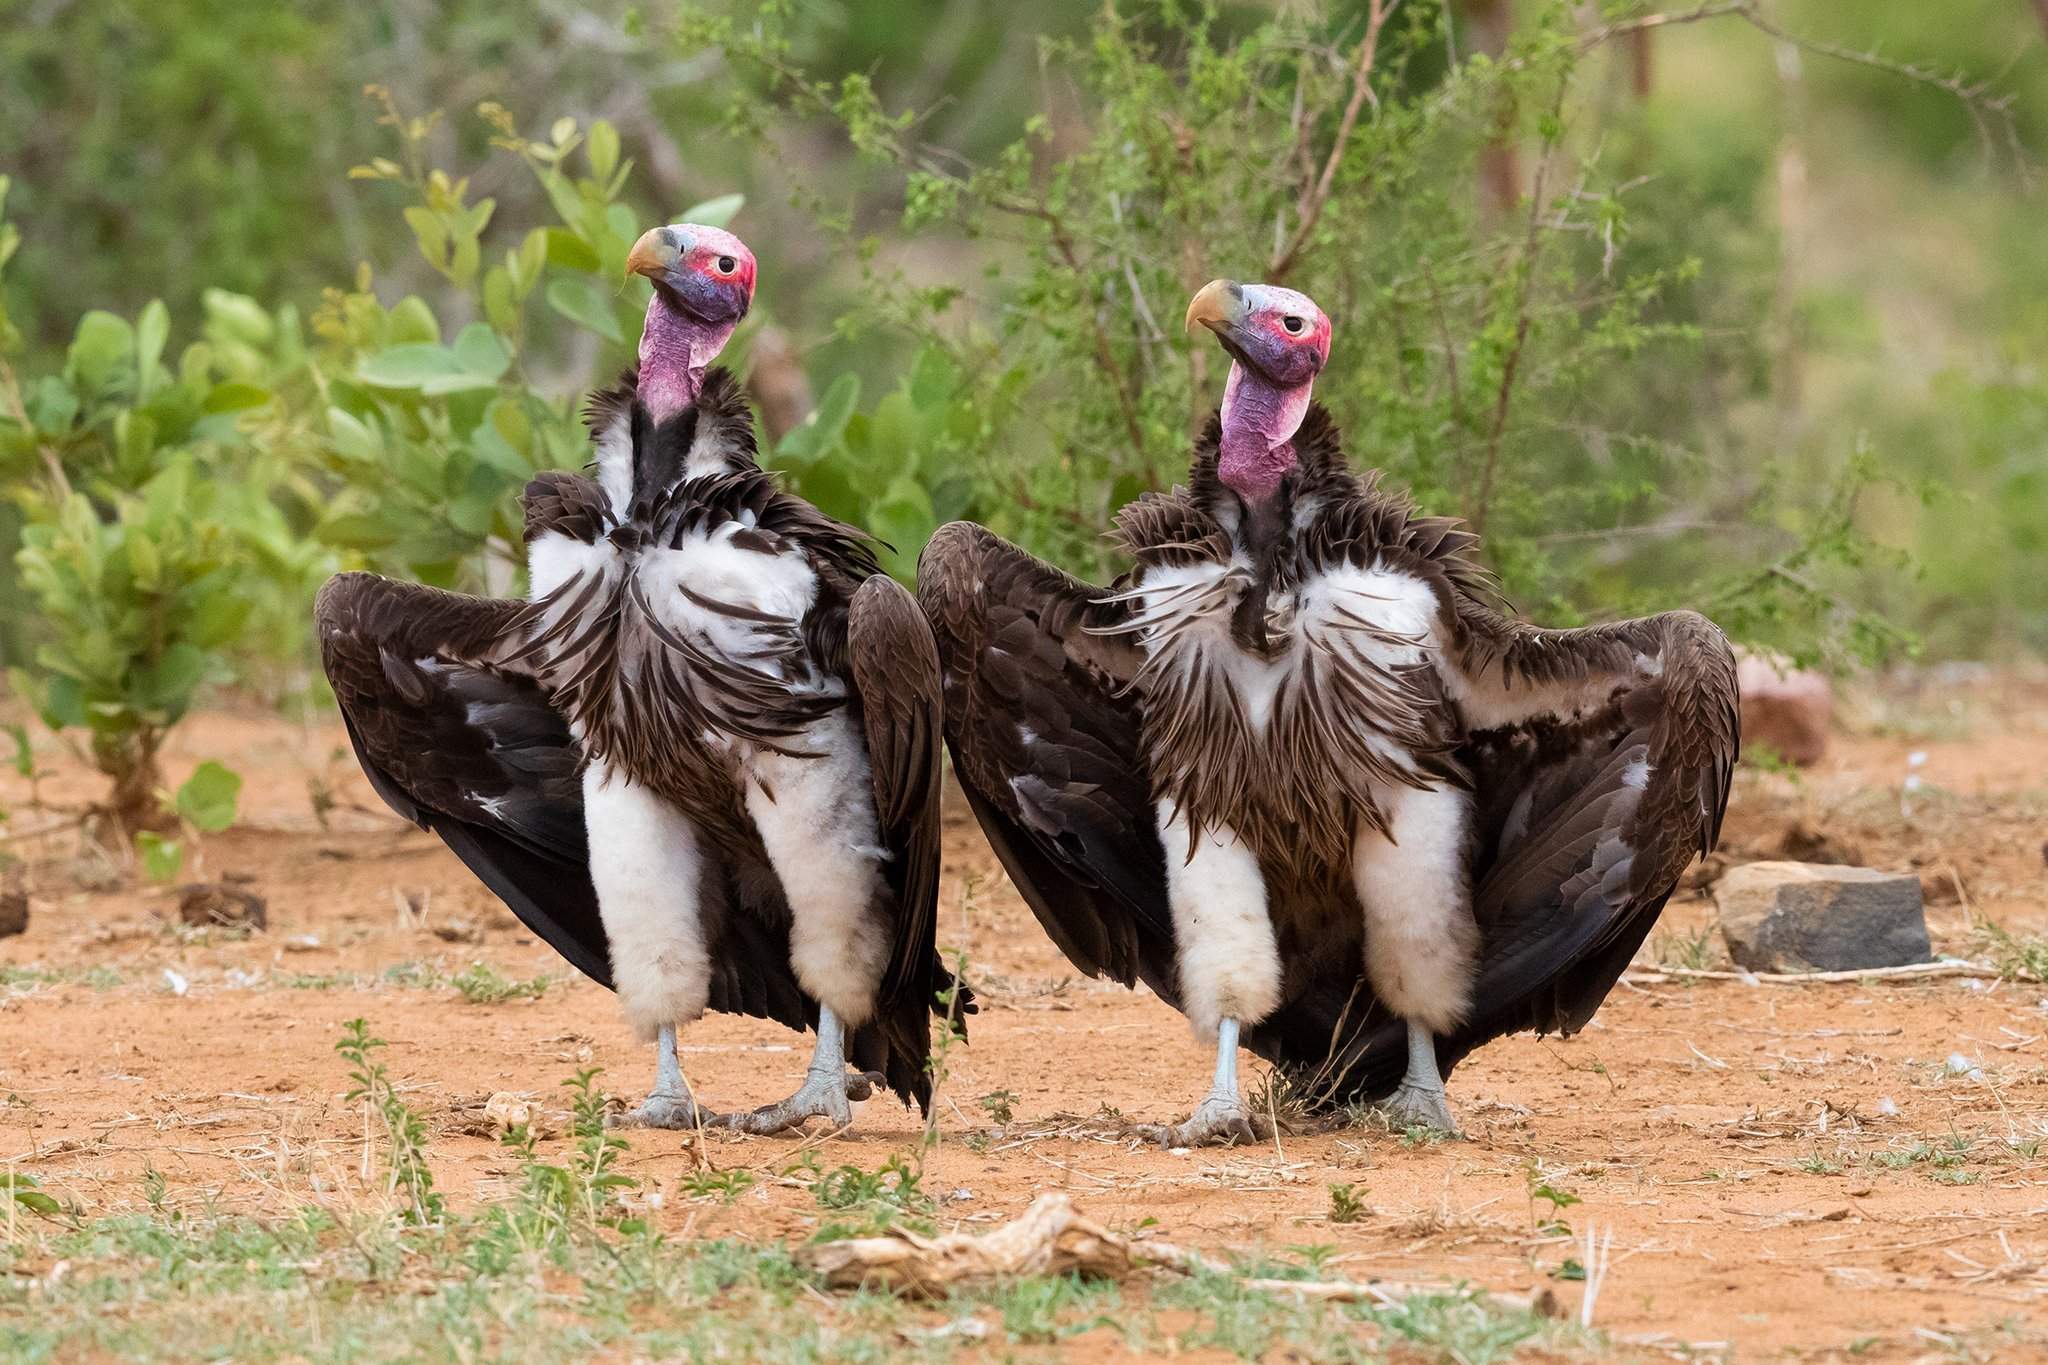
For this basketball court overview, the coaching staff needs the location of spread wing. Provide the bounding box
[845,573,976,1109]
[916,521,1178,999]
[1454,605,1739,1034]
[847,574,946,1004]
[314,572,611,987]
[1294,605,1740,1102]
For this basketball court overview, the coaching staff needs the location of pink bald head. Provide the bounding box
[1184,280,1331,501]
[625,223,757,421]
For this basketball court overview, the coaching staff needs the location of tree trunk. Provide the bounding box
[1455,0,1523,220]
[745,324,815,447]
[96,727,174,843]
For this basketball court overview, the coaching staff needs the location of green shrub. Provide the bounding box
[0,276,312,836]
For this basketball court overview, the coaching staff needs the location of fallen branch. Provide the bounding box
[799,1192,1560,1317]
[1623,960,2013,987]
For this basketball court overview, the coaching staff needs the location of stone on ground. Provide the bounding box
[0,892,26,939]
[1713,860,1930,973]
[177,882,267,930]
[1737,651,1833,767]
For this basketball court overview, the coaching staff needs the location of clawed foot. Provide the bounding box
[1135,1090,1271,1149]
[711,1068,885,1136]
[611,1090,714,1131]
[1374,1080,1460,1138]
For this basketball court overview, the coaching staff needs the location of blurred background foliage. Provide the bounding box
[0,0,2043,831]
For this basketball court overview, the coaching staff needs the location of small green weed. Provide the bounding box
[335,1017,443,1225]
[450,961,549,1004]
[1327,1182,1367,1224]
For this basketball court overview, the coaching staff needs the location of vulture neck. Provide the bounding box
[637,298,738,423]
[1215,361,1313,655]
[1216,361,1311,504]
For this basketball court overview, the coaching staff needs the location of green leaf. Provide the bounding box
[358,344,501,395]
[357,343,454,391]
[542,228,602,274]
[202,289,273,346]
[908,346,955,408]
[135,300,170,401]
[136,831,184,882]
[450,323,511,381]
[175,760,241,833]
[2,1173,64,1219]
[326,408,382,462]
[545,277,624,343]
[386,297,441,346]
[778,373,860,465]
[5,723,30,778]
[587,120,621,184]
[67,311,134,393]
[201,382,272,414]
[681,193,744,228]
[316,513,399,551]
[147,643,210,714]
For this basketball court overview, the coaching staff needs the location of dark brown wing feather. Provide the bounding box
[314,572,611,987]
[845,574,975,1110]
[1280,606,1739,1103]
[917,521,1179,999]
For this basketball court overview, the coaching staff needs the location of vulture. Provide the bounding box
[919,279,1737,1144]
[317,223,965,1133]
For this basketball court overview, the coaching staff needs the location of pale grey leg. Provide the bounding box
[1374,1019,1460,1136]
[613,1023,717,1130]
[1136,1017,1269,1148]
[713,1006,884,1136]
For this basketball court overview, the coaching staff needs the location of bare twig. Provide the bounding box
[803,1192,1562,1317]
[1624,961,2016,986]
[1270,0,1398,281]
[1467,80,1563,536]
[1569,2,2030,181]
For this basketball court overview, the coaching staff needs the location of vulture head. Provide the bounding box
[1185,279,1330,500]
[626,223,758,420]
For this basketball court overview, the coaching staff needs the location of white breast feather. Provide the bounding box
[1135,558,1444,738]
[636,523,820,677]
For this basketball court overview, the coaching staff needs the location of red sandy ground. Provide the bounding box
[2,668,2046,1359]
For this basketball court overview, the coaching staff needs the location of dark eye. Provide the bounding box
[1282,316,1304,335]
[716,255,737,274]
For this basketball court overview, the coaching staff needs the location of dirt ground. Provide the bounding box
[3,668,2047,1360]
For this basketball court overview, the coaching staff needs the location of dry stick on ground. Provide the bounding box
[801,1190,1564,1316]
[1623,961,2021,986]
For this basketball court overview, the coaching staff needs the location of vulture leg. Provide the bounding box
[713,1007,884,1135]
[1137,802,1281,1147]
[614,1025,716,1130]
[1136,1017,1269,1148]
[1377,1020,1459,1137]
[1352,788,1474,1137]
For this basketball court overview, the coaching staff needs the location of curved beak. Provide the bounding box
[626,226,685,282]
[1184,278,1245,336]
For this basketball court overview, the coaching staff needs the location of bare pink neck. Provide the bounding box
[1217,362,1312,501]
[637,298,737,422]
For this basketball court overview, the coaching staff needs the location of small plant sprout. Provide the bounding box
[978,1089,1018,1128]
[335,1017,443,1226]
[1327,1182,1367,1224]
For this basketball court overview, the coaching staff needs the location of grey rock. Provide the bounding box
[1713,861,1930,973]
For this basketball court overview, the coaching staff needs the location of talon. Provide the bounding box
[1374,1083,1461,1139]
[711,1068,863,1136]
[1136,1093,1269,1149]
[613,1093,712,1130]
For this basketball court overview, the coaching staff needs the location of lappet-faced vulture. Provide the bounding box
[919,279,1735,1144]
[317,224,967,1133]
